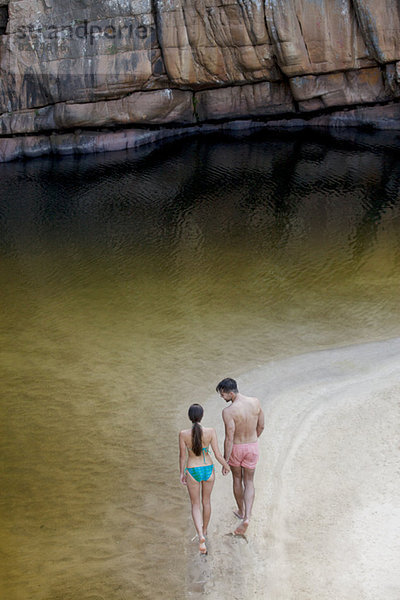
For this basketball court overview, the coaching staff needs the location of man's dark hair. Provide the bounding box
[216,378,238,393]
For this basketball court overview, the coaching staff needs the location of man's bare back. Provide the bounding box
[222,394,262,444]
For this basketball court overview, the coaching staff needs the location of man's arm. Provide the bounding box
[222,408,235,463]
[256,405,265,438]
[210,428,230,474]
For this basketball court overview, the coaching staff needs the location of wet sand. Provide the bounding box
[187,337,400,599]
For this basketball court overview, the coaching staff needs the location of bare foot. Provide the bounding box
[199,536,207,555]
[234,519,249,536]
[233,511,244,519]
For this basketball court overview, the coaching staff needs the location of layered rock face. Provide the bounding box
[1,0,400,159]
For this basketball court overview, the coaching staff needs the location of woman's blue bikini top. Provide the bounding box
[201,446,210,463]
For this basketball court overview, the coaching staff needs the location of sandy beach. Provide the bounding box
[186,337,400,599]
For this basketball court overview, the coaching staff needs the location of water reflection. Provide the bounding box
[1,130,400,261]
[1,129,400,599]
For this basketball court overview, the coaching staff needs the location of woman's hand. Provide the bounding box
[222,465,230,476]
[180,472,187,485]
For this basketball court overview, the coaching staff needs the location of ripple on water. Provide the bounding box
[0,129,400,599]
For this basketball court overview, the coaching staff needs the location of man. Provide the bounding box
[216,377,264,535]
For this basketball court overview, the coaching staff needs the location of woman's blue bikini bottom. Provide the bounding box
[186,464,214,482]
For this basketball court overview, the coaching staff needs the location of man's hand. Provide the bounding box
[222,466,230,476]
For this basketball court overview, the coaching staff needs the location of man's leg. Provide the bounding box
[230,465,245,518]
[234,468,255,535]
[243,467,256,522]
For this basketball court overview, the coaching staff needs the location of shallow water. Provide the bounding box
[1,129,400,599]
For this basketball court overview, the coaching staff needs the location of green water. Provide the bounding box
[1,130,400,599]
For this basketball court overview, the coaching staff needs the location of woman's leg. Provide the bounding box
[201,470,215,536]
[186,473,205,544]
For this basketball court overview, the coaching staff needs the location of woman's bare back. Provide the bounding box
[180,426,214,467]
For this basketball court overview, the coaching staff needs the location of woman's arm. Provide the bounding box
[179,431,187,485]
[210,429,230,474]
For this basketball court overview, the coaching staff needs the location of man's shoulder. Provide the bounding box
[243,394,260,405]
[222,404,234,419]
[242,395,261,413]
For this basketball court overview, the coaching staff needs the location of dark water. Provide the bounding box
[1,129,400,600]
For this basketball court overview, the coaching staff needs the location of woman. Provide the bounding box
[179,403,230,554]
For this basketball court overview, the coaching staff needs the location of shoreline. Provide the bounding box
[0,120,268,163]
[186,337,400,599]
[1,102,400,163]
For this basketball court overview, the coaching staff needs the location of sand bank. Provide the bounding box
[186,337,400,599]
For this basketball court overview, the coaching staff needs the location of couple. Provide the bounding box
[179,378,265,554]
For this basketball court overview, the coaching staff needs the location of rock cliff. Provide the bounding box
[1,0,400,160]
